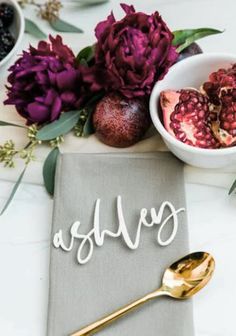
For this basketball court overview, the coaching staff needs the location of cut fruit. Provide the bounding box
[212,88,236,146]
[160,89,220,149]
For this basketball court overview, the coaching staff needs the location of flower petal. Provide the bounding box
[95,12,116,39]
[120,3,135,15]
[56,69,77,90]
[49,35,75,64]
[27,102,50,123]
[51,96,62,121]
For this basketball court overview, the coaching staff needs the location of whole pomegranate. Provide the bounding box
[93,93,151,148]
[177,43,203,63]
[160,89,220,148]
[202,64,236,146]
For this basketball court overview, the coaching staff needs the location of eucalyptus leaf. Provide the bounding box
[172,28,223,52]
[77,45,95,65]
[25,18,47,39]
[78,0,109,6]
[82,93,104,136]
[36,110,81,141]
[229,179,236,195]
[0,166,27,216]
[50,18,83,33]
[83,106,94,137]
[43,147,59,196]
[0,121,26,128]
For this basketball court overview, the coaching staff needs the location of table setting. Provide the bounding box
[0,1,236,335]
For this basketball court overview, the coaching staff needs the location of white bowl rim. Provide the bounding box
[150,52,236,156]
[0,0,25,67]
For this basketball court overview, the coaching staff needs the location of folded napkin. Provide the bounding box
[47,152,194,336]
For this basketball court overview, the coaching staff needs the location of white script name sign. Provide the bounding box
[53,196,185,265]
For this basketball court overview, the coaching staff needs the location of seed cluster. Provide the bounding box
[169,90,220,148]
[39,0,62,22]
[220,89,236,136]
[202,64,236,145]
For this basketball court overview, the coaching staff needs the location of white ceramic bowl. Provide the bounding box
[150,53,236,168]
[0,0,24,68]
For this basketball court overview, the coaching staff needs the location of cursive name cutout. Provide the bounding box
[53,196,185,265]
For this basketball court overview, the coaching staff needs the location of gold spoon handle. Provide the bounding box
[70,289,164,336]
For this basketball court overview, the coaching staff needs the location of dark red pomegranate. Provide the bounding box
[177,43,203,63]
[93,92,151,148]
[160,89,220,149]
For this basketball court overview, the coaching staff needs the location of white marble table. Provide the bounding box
[0,1,236,335]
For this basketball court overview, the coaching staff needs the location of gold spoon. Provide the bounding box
[70,251,215,336]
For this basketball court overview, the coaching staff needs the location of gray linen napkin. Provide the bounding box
[47,152,194,336]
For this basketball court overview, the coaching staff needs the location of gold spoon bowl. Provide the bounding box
[162,251,215,299]
[71,252,215,336]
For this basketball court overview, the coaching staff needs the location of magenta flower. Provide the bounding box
[5,35,83,125]
[82,4,178,98]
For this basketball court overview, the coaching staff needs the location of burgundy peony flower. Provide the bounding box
[82,3,178,98]
[4,35,83,125]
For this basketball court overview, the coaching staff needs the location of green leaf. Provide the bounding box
[43,147,59,196]
[79,0,109,6]
[82,93,104,136]
[0,121,26,128]
[79,59,89,66]
[229,179,236,195]
[83,106,94,137]
[36,110,81,141]
[173,28,222,46]
[77,45,95,65]
[0,166,27,216]
[25,18,47,39]
[172,28,223,53]
[50,18,83,33]
[87,92,104,106]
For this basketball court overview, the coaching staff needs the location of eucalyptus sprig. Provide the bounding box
[22,0,109,37]
[19,0,87,38]
[229,179,236,195]
[0,101,99,215]
[0,134,38,169]
[0,140,17,168]
[0,121,60,215]
[0,123,41,215]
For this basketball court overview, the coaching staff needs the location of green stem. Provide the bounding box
[0,164,28,216]
[24,141,32,150]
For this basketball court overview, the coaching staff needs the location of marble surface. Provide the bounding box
[0,0,236,335]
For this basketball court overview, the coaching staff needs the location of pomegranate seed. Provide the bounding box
[226,113,234,122]
[230,121,236,129]
[222,121,230,130]
[198,111,205,118]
